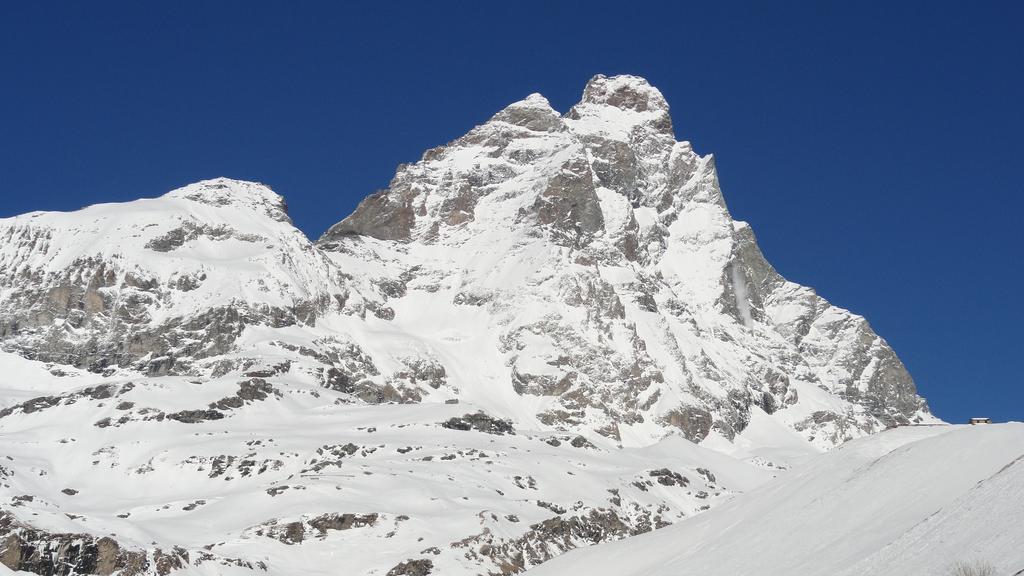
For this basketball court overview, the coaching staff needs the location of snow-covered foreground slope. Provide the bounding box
[0,351,784,575]
[0,75,953,575]
[527,423,1024,576]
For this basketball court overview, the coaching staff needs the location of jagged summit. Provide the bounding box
[319,74,682,247]
[580,74,670,112]
[568,74,675,139]
[488,93,564,132]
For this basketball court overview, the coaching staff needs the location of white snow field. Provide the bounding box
[0,347,784,575]
[527,423,1024,576]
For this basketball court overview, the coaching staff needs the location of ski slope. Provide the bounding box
[527,423,1024,576]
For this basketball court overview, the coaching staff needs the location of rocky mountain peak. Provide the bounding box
[488,93,565,133]
[314,74,929,450]
[319,75,684,248]
[164,177,292,224]
[567,74,675,140]
[579,74,670,113]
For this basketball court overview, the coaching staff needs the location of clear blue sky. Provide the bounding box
[1,2,1021,424]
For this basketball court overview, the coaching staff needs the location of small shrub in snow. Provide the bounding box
[948,560,996,576]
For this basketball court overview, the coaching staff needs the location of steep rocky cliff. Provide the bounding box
[319,74,930,446]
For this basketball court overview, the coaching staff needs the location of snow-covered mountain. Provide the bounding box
[0,75,940,575]
[318,74,930,447]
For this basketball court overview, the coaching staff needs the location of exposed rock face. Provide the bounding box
[441,412,516,435]
[449,507,666,574]
[0,74,934,576]
[252,513,379,545]
[0,512,260,576]
[0,528,146,576]
[387,558,434,576]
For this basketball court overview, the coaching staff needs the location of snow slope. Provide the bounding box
[527,423,1024,576]
[0,351,781,575]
